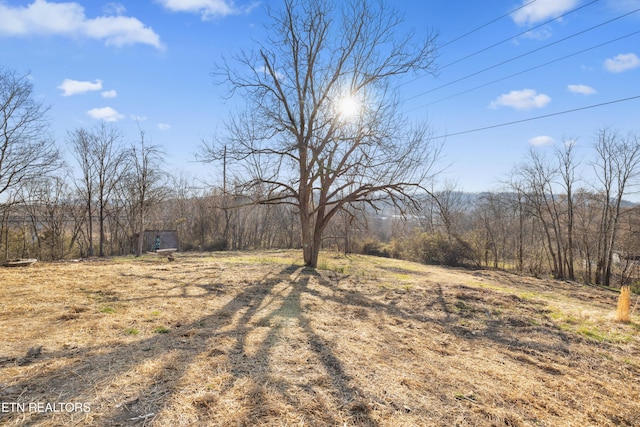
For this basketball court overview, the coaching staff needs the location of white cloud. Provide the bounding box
[489,89,551,110]
[256,65,285,81]
[103,2,126,16]
[604,53,640,73]
[156,0,255,20]
[521,27,553,40]
[567,84,597,95]
[528,135,555,146]
[511,0,578,26]
[131,115,147,121]
[101,89,117,98]
[0,0,163,50]
[158,123,171,131]
[58,78,102,96]
[87,107,124,122]
[84,15,163,49]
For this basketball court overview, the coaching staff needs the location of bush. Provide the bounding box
[412,233,476,267]
[359,239,390,258]
[387,238,406,259]
[202,239,228,252]
[352,233,476,267]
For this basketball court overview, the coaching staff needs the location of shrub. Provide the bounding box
[413,233,476,267]
[359,239,390,258]
[387,238,406,259]
[203,239,228,252]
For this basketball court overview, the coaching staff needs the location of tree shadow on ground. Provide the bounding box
[1,264,379,426]
[3,259,618,426]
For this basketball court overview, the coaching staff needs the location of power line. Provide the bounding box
[438,0,538,49]
[440,0,600,71]
[408,29,640,111]
[401,0,598,88]
[431,95,640,139]
[405,6,640,102]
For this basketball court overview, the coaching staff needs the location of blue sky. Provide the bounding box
[1,0,639,192]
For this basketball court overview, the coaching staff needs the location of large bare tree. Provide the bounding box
[0,68,60,200]
[202,0,440,267]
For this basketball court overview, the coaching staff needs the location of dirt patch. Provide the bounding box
[1,251,639,426]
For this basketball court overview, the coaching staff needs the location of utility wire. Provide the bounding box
[405,6,640,102]
[438,0,538,49]
[406,29,640,111]
[431,95,640,139]
[401,0,598,88]
[440,0,600,70]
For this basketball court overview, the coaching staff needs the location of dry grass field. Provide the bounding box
[1,250,639,426]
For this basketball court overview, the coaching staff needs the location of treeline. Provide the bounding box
[3,68,640,288]
[377,128,640,289]
[3,126,640,290]
[0,176,304,260]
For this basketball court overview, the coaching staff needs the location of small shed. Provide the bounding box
[141,230,179,252]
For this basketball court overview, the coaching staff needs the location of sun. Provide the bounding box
[337,95,360,119]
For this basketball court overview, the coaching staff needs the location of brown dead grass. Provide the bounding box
[1,250,639,426]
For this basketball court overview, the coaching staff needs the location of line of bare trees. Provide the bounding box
[0,63,299,259]
[3,65,640,290]
[394,129,640,288]
[3,0,640,292]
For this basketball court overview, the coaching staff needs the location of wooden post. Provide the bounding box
[616,285,631,323]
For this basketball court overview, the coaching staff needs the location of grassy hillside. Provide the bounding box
[1,251,639,426]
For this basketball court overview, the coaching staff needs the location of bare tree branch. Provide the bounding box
[202,0,440,267]
[0,68,60,199]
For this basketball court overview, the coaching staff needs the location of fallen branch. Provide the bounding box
[129,413,155,422]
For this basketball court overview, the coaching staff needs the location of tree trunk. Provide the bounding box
[136,208,145,257]
[304,238,321,268]
[601,215,620,287]
[301,205,325,268]
[87,203,94,257]
[99,204,105,257]
[517,198,524,272]
[553,228,565,280]
[301,212,316,267]
[566,199,575,280]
